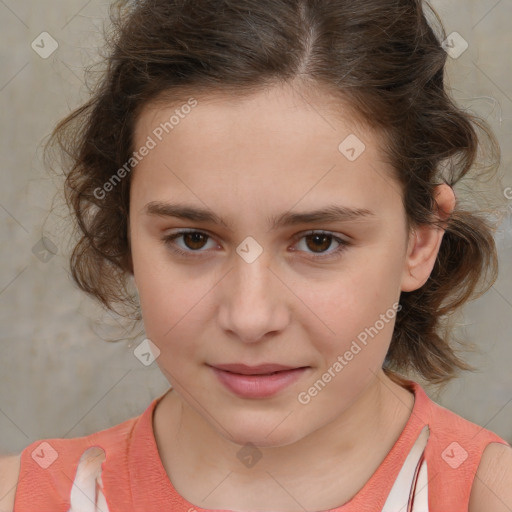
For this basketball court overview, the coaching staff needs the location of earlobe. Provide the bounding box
[400,184,456,293]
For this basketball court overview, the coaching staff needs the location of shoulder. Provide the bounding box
[0,453,21,512]
[410,383,511,509]
[417,384,504,445]
[469,442,512,512]
[12,415,140,510]
[1,399,158,511]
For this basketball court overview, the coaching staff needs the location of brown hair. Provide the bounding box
[48,0,502,385]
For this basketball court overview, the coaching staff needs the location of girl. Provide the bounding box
[1,0,511,510]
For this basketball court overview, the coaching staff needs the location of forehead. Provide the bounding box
[134,83,372,147]
[130,84,400,214]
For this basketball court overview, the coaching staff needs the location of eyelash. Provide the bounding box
[160,229,351,261]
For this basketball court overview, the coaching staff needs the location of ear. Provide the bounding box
[400,184,456,292]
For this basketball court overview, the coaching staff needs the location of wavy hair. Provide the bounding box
[47,0,502,385]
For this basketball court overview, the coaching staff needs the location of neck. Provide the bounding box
[153,370,415,511]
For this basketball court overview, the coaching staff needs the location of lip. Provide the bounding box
[209,364,309,399]
[210,363,302,375]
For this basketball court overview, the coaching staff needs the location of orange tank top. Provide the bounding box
[13,381,509,512]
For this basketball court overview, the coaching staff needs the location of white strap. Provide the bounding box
[410,457,429,512]
[382,425,430,512]
[67,447,110,512]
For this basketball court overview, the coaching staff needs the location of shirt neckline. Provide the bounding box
[129,381,430,511]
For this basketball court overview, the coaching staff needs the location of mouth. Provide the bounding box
[207,363,310,399]
[208,363,309,375]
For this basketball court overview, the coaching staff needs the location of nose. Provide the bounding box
[217,250,290,344]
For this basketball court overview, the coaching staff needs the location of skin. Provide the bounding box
[126,83,455,510]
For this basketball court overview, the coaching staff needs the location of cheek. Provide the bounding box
[299,283,399,409]
[297,255,401,367]
[131,236,182,339]
[131,241,216,366]
[136,271,199,342]
[303,257,400,324]
[136,277,205,383]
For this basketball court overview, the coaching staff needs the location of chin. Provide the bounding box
[221,417,309,449]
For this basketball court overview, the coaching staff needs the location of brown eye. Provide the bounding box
[161,230,216,257]
[304,233,333,253]
[292,230,351,261]
[182,232,209,250]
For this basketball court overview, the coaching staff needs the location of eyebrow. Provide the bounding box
[143,201,376,231]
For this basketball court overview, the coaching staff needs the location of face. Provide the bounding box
[129,84,413,448]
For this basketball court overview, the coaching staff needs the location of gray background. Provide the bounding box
[1,0,511,455]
